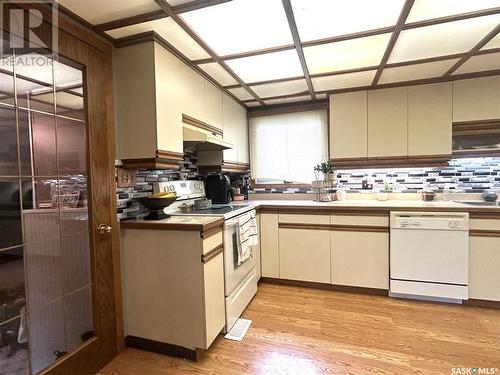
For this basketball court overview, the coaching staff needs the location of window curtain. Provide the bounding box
[249,110,328,184]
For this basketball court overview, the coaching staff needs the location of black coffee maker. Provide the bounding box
[205,174,231,204]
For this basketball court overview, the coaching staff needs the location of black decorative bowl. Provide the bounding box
[138,196,177,220]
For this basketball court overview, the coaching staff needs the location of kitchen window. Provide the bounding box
[249,110,328,184]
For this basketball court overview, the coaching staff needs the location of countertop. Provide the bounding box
[120,215,224,232]
[246,199,500,214]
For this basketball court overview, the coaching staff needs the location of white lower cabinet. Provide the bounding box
[469,236,500,301]
[279,228,331,283]
[331,231,389,289]
[260,211,279,278]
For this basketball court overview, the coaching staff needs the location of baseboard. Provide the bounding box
[125,335,199,361]
[259,277,389,296]
[463,299,500,309]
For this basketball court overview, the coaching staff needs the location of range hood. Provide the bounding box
[183,125,233,151]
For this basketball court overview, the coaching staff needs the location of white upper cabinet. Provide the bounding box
[154,43,183,155]
[453,76,500,122]
[368,87,408,158]
[222,94,248,164]
[408,82,452,157]
[222,94,239,163]
[180,64,204,121]
[330,91,368,159]
[203,81,223,130]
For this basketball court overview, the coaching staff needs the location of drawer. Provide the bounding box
[469,219,500,232]
[331,214,388,227]
[202,231,223,254]
[279,213,330,225]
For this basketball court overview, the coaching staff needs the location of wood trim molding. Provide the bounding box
[469,230,500,238]
[198,161,250,174]
[125,336,199,361]
[95,0,232,31]
[452,149,500,158]
[279,223,332,231]
[331,154,451,169]
[259,278,389,296]
[331,225,389,233]
[201,244,224,263]
[372,0,415,86]
[182,114,223,136]
[282,0,315,100]
[469,213,500,220]
[121,149,184,170]
[278,223,388,232]
[463,299,500,309]
[248,100,328,117]
[201,225,223,239]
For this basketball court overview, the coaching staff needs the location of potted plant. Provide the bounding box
[377,181,393,201]
[314,161,335,186]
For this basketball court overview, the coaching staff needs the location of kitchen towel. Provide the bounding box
[237,210,258,265]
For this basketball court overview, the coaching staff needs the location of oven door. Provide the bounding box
[223,213,258,296]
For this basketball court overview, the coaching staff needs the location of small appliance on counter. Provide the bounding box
[482,190,498,202]
[205,174,232,204]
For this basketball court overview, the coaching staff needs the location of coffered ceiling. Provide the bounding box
[57,0,500,108]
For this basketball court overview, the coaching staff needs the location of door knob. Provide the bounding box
[97,224,113,235]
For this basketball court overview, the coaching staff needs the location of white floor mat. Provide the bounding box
[224,318,252,341]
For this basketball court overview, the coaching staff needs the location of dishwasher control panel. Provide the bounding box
[391,212,469,231]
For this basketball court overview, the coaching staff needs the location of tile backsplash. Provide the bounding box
[116,150,199,221]
[336,157,500,193]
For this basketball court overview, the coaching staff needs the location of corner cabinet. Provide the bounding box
[115,41,184,168]
[115,40,230,169]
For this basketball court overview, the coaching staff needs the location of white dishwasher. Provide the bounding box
[390,211,469,302]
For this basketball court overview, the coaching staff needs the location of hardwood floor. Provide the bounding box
[98,283,500,375]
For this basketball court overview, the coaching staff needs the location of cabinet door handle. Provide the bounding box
[97,224,113,235]
[202,244,223,263]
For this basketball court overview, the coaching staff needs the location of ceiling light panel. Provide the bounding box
[198,62,239,86]
[304,33,391,74]
[225,50,303,83]
[180,0,293,56]
[107,18,210,60]
[311,70,376,92]
[56,0,160,24]
[252,79,308,98]
[453,53,500,74]
[407,0,500,23]
[379,59,459,84]
[228,87,255,101]
[246,101,260,107]
[291,0,404,42]
[389,14,500,63]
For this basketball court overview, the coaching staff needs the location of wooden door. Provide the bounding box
[0,4,120,375]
